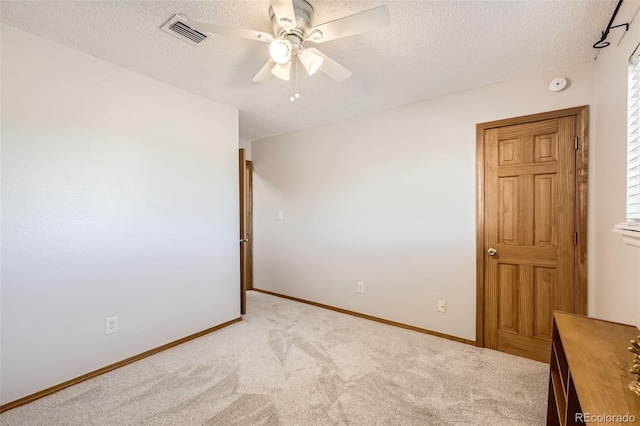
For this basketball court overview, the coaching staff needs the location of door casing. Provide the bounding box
[246,160,254,291]
[475,106,589,348]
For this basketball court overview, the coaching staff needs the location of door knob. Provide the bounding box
[240,238,249,242]
[488,248,497,256]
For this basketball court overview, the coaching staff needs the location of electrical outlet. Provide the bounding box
[438,300,446,313]
[105,316,118,335]
[357,282,364,294]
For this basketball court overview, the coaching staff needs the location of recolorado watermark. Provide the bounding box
[575,413,636,423]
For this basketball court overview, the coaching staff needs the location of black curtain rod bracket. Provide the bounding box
[594,0,630,49]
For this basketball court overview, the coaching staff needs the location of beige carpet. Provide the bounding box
[1,291,548,425]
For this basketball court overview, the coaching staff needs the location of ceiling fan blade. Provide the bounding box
[253,59,276,82]
[307,48,352,82]
[306,6,390,43]
[271,0,297,30]
[271,61,292,81]
[186,19,273,43]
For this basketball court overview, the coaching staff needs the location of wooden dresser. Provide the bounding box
[548,311,640,425]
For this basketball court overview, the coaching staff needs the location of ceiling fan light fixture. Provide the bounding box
[299,48,323,76]
[184,1,390,85]
[269,39,293,64]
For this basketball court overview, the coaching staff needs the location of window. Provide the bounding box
[615,44,640,246]
[628,49,640,223]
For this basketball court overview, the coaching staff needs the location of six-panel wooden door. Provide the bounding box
[483,116,577,362]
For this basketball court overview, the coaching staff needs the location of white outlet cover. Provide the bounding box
[105,316,118,335]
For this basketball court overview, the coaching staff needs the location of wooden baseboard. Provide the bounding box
[0,317,242,413]
[251,289,475,345]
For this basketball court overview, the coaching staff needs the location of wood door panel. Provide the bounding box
[534,134,558,163]
[518,174,534,246]
[518,265,535,338]
[499,177,519,245]
[499,139,518,165]
[497,267,556,340]
[483,114,577,362]
[533,267,555,339]
[534,174,557,246]
[498,264,519,331]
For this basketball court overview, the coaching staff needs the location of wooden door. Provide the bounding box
[478,107,588,363]
[239,149,248,314]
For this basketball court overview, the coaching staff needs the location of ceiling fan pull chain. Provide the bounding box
[290,58,301,102]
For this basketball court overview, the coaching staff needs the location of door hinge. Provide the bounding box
[575,137,579,150]
[574,232,578,245]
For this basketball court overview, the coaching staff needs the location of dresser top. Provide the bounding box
[554,311,640,422]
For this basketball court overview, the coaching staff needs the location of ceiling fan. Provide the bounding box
[184,0,390,83]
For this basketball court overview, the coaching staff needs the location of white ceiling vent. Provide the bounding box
[161,14,208,46]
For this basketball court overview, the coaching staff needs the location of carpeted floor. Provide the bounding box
[1,291,548,425]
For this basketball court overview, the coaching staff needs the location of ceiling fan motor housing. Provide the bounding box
[270,0,314,51]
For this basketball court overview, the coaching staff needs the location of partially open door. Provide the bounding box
[239,148,248,314]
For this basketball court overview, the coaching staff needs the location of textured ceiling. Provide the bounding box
[1,0,618,140]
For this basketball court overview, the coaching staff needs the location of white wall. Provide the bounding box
[590,5,640,326]
[253,62,596,341]
[0,24,240,404]
[254,6,640,339]
[239,138,252,160]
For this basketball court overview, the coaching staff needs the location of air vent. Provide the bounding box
[170,22,206,43]
[161,14,208,47]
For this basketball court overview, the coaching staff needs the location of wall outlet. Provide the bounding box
[277,210,284,221]
[438,300,447,313]
[105,316,118,335]
[357,282,365,294]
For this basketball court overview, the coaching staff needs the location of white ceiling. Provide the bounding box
[1,0,617,141]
